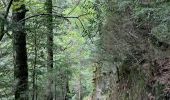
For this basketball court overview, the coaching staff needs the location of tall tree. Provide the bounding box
[45,0,53,99]
[12,0,28,99]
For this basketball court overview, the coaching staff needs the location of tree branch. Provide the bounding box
[19,13,91,22]
[5,0,13,19]
[0,0,14,41]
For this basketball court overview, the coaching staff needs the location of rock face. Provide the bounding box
[92,0,170,100]
[146,58,170,99]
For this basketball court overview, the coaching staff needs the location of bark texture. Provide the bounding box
[45,0,53,99]
[12,0,28,99]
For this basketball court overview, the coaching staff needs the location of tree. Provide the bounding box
[45,0,53,99]
[12,0,28,99]
[0,0,97,99]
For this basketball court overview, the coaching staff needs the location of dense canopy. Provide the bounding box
[1,0,170,100]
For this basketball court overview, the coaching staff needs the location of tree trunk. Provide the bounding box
[65,79,70,100]
[78,74,82,100]
[45,0,53,99]
[32,31,37,100]
[12,0,28,99]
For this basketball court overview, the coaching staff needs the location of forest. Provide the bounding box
[1,0,170,100]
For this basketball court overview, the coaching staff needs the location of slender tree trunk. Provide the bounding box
[32,31,37,100]
[94,65,102,100]
[78,74,82,100]
[35,74,38,100]
[12,0,28,99]
[54,77,57,100]
[65,77,70,100]
[0,0,14,41]
[0,19,5,40]
[45,0,53,99]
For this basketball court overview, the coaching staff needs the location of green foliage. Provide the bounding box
[1,0,96,99]
[2,0,170,99]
